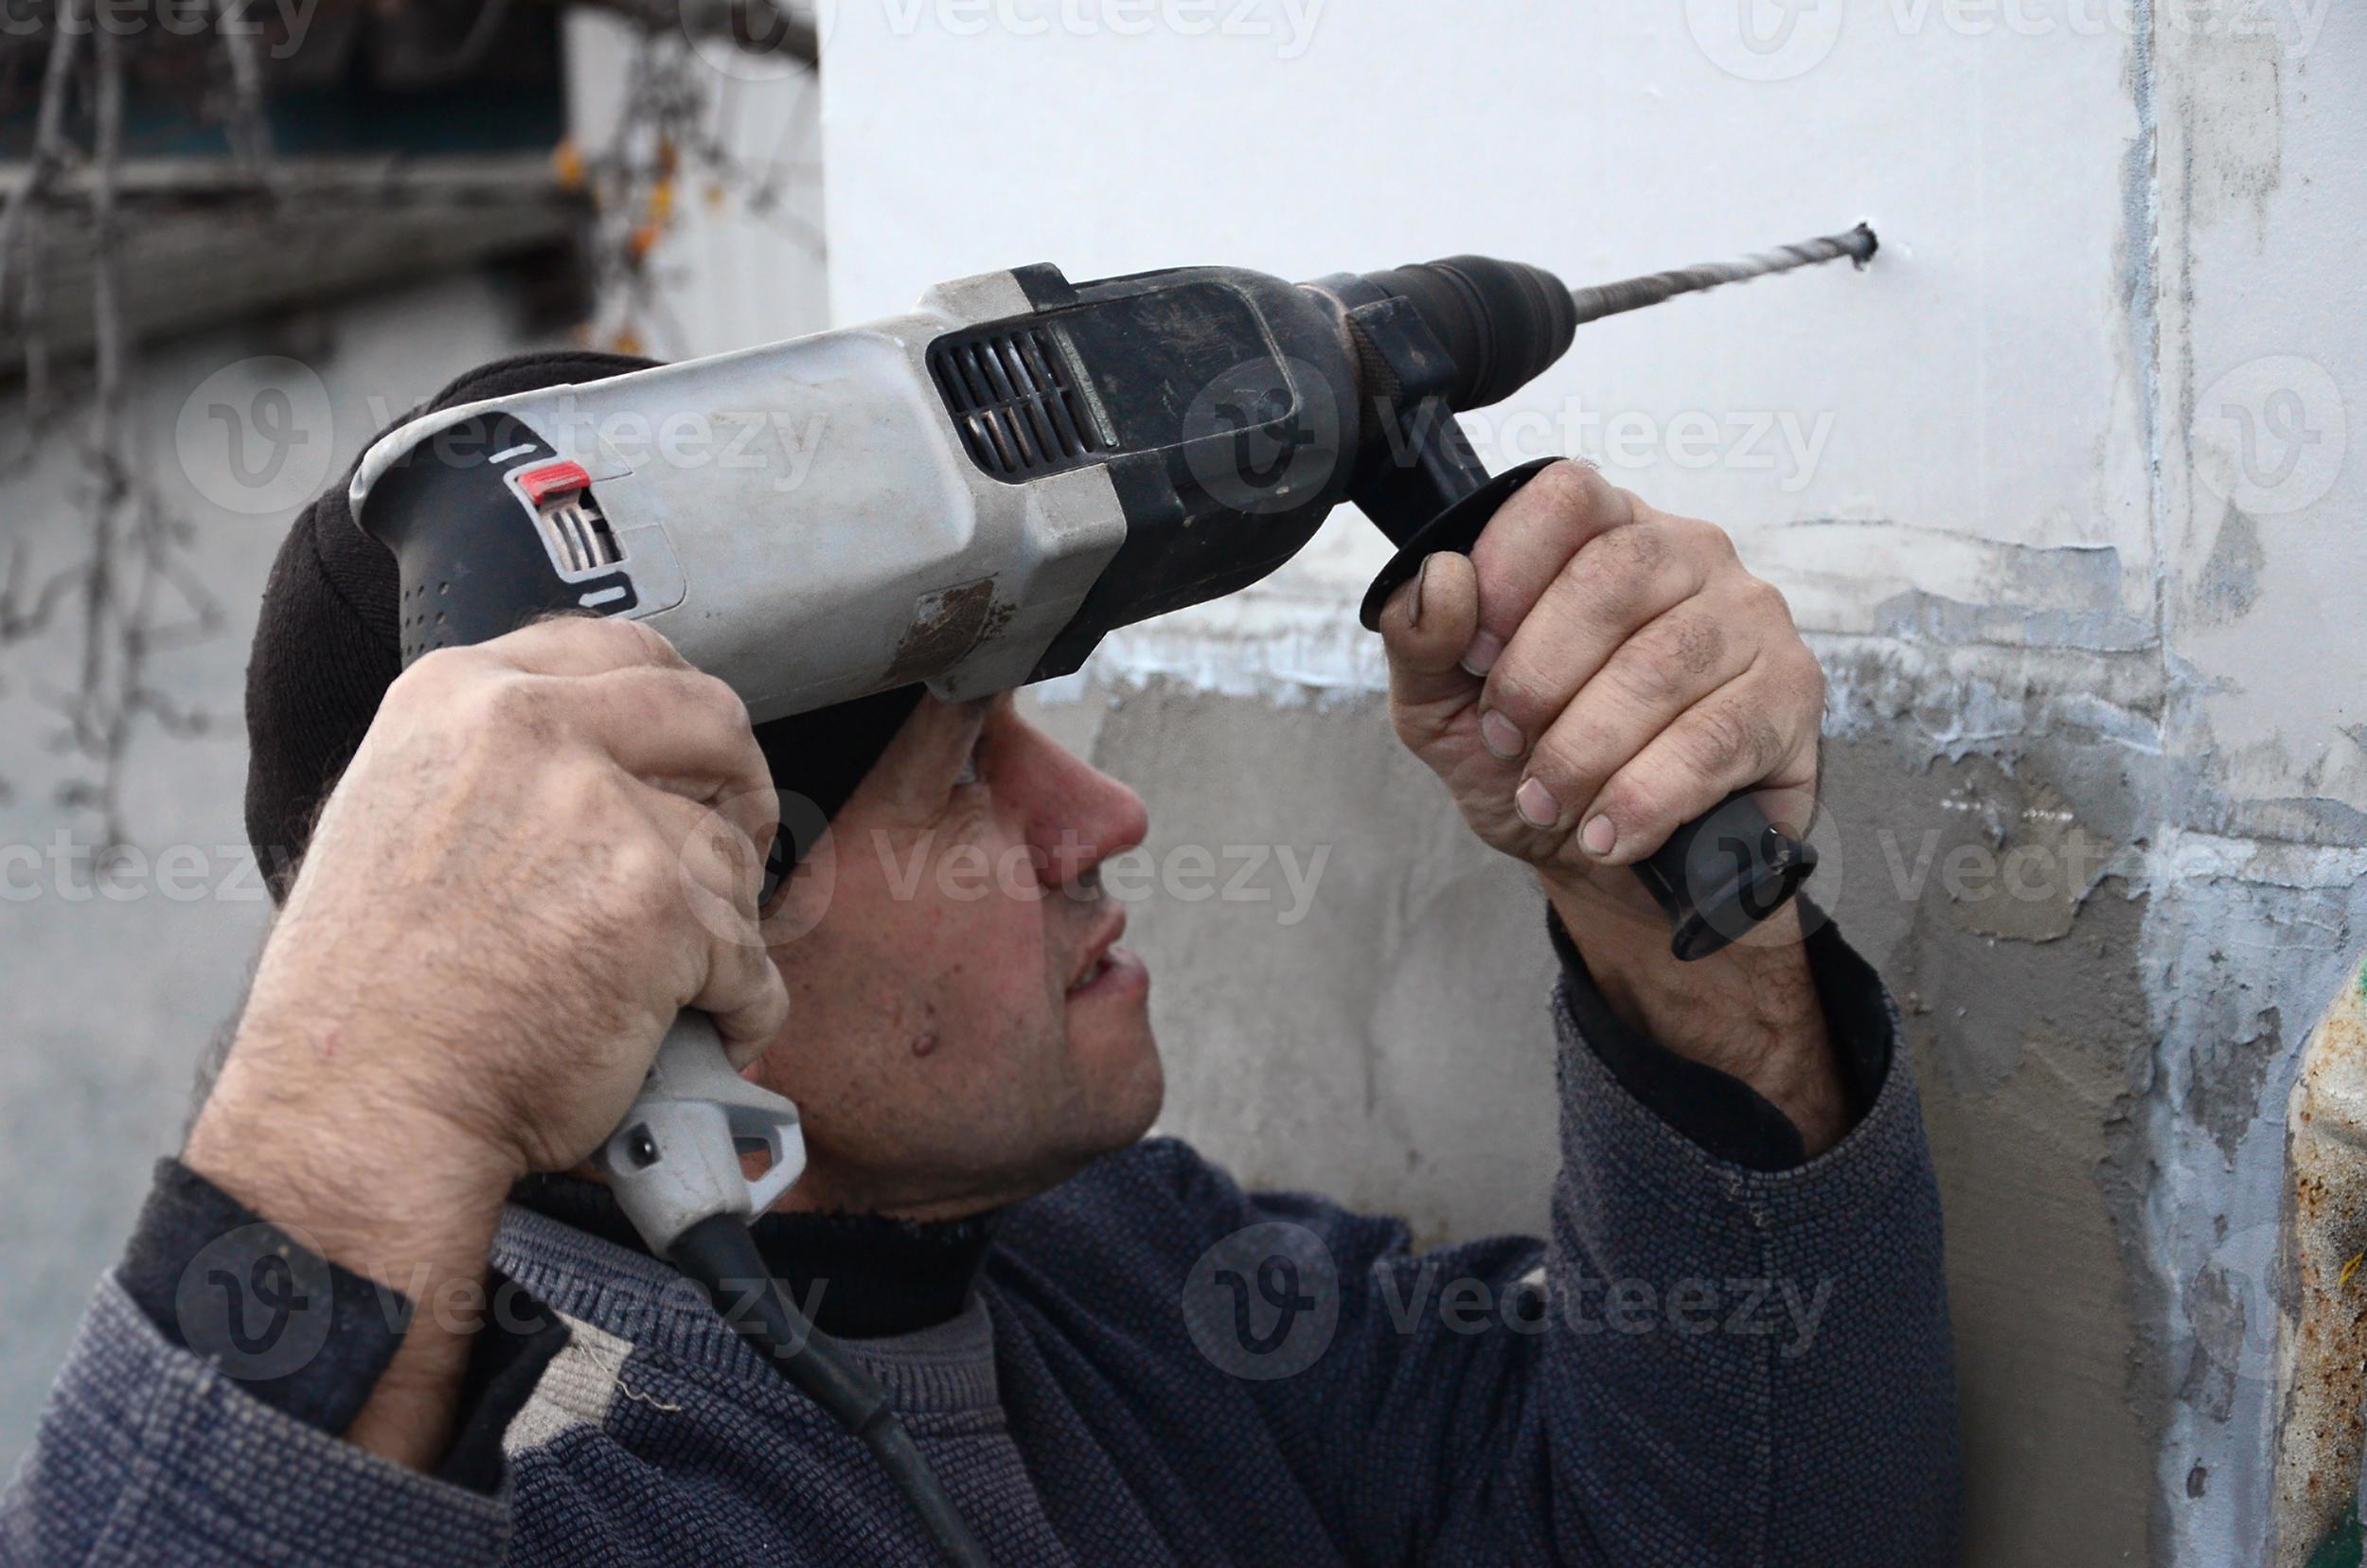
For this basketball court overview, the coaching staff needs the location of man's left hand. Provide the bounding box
[1378,460,1824,913]
[1377,460,1845,1152]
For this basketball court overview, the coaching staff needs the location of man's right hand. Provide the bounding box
[184,615,784,1468]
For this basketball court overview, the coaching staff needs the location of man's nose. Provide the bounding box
[1014,723,1149,891]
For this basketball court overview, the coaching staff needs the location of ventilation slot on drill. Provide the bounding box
[543,494,621,574]
[929,327,1100,481]
[515,460,623,575]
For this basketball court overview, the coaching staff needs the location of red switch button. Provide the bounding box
[517,460,592,505]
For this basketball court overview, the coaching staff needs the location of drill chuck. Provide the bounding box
[1354,256,1579,411]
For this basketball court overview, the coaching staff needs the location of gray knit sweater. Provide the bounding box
[3,933,1960,1564]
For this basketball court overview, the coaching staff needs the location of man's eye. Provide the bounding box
[954,739,986,788]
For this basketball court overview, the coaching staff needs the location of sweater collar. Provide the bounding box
[508,1173,1000,1340]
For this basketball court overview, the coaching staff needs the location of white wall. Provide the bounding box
[821,0,2207,687]
[820,3,2365,1560]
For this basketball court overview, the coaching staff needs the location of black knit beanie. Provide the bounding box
[243,349,923,902]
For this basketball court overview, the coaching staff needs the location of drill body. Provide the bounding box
[360,264,1350,714]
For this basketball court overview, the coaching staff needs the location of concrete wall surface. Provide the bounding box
[0,276,557,1470]
[826,3,2363,1561]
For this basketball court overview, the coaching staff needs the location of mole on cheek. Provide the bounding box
[911,1032,940,1058]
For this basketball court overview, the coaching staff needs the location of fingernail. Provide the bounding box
[1460,630,1504,677]
[1515,777,1558,829]
[1410,554,1433,628]
[1479,709,1523,759]
[1580,814,1617,857]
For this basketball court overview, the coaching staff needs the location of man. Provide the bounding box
[4,353,1959,1564]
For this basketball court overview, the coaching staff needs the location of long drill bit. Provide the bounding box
[1565,223,1878,326]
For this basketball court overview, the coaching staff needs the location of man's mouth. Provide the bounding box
[1067,912,1131,994]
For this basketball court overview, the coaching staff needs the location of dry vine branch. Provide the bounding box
[559,0,818,66]
[561,9,822,357]
[0,0,816,841]
[0,0,265,841]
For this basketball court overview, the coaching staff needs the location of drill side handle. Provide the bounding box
[1351,425,1815,962]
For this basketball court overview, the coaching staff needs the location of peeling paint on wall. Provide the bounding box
[2178,32,2285,239]
[2193,506,2267,628]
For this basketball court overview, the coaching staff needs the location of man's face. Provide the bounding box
[752,692,1160,1219]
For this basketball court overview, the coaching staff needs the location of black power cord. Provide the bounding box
[668,1214,992,1566]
